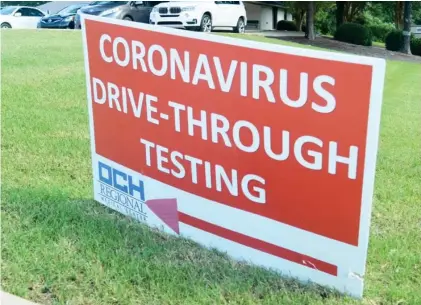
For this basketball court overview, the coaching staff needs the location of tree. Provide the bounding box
[285,1,307,31]
[401,1,412,54]
[306,1,316,40]
[336,1,345,28]
[413,1,421,24]
[335,1,367,29]
[367,1,395,24]
[395,1,405,29]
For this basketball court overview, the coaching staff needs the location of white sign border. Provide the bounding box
[81,14,386,299]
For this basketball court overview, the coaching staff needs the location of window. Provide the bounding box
[16,8,44,17]
[15,8,29,16]
[28,8,44,17]
[57,4,84,15]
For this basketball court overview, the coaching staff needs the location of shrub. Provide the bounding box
[411,37,421,56]
[334,22,372,46]
[276,20,298,31]
[385,30,403,51]
[315,7,335,35]
[354,15,367,26]
[368,23,395,43]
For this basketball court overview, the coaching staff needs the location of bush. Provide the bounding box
[354,15,367,26]
[315,8,336,35]
[385,30,403,51]
[368,23,395,43]
[276,20,298,31]
[385,31,421,56]
[334,23,372,46]
[411,37,421,56]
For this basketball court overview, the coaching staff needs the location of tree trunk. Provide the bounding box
[401,1,412,54]
[336,1,345,29]
[395,1,404,29]
[294,10,305,32]
[306,1,315,40]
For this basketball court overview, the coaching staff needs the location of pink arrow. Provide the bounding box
[145,198,338,276]
[145,198,180,234]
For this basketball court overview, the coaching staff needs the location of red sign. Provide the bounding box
[82,14,385,297]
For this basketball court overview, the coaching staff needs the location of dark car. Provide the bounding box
[38,3,88,29]
[74,1,161,29]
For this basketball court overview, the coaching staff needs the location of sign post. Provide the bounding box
[81,14,385,298]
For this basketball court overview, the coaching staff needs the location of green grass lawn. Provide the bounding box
[1,29,420,305]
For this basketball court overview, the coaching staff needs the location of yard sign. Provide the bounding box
[81,14,385,298]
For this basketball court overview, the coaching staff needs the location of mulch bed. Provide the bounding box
[266,35,421,63]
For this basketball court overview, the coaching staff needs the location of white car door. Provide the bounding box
[26,8,44,28]
[227,1,243,27]
[213,1,239,27]
[10,8,28,28]
[212,1,228,27]
[16,8,43,29]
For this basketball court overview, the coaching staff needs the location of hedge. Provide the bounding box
[334,22,372,46]
[385,30,403,51]
[411,37,421,56]
[276,20,298,31]
[368,23,395,43]
[385,30,421,56]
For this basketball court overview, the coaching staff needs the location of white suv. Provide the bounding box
[149,1,247,33]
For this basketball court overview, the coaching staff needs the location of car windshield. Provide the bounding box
[88,1,127,5]
[0,6,16,15]
[57,4,84,15]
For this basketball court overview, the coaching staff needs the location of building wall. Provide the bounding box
[244,2,294,30]
[412,25,421,38]
[244,2,261,21]
[259,6,273,30]
[277,8,285,22]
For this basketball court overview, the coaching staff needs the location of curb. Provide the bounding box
[1,291,41,305]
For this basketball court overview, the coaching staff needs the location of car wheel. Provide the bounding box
[199,14,212,33]
[68,21,75,29]
[234,17,245,33]
[123,16,133,21]
[1,23,12,29]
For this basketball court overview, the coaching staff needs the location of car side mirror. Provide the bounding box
[14,12,22,17]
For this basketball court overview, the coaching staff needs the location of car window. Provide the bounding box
[15,8,43,17]
[57,4,84,15]
[15,8,30,16]
[134,1,163,7]
[89,1,127,5]
[28,8,44,17]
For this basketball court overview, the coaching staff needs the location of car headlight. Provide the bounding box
[181,6,196,12]
[152,7,158,13]
[100,7,121,16]
[64,16,74,22]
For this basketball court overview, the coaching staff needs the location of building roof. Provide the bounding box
[249,1,287,8]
